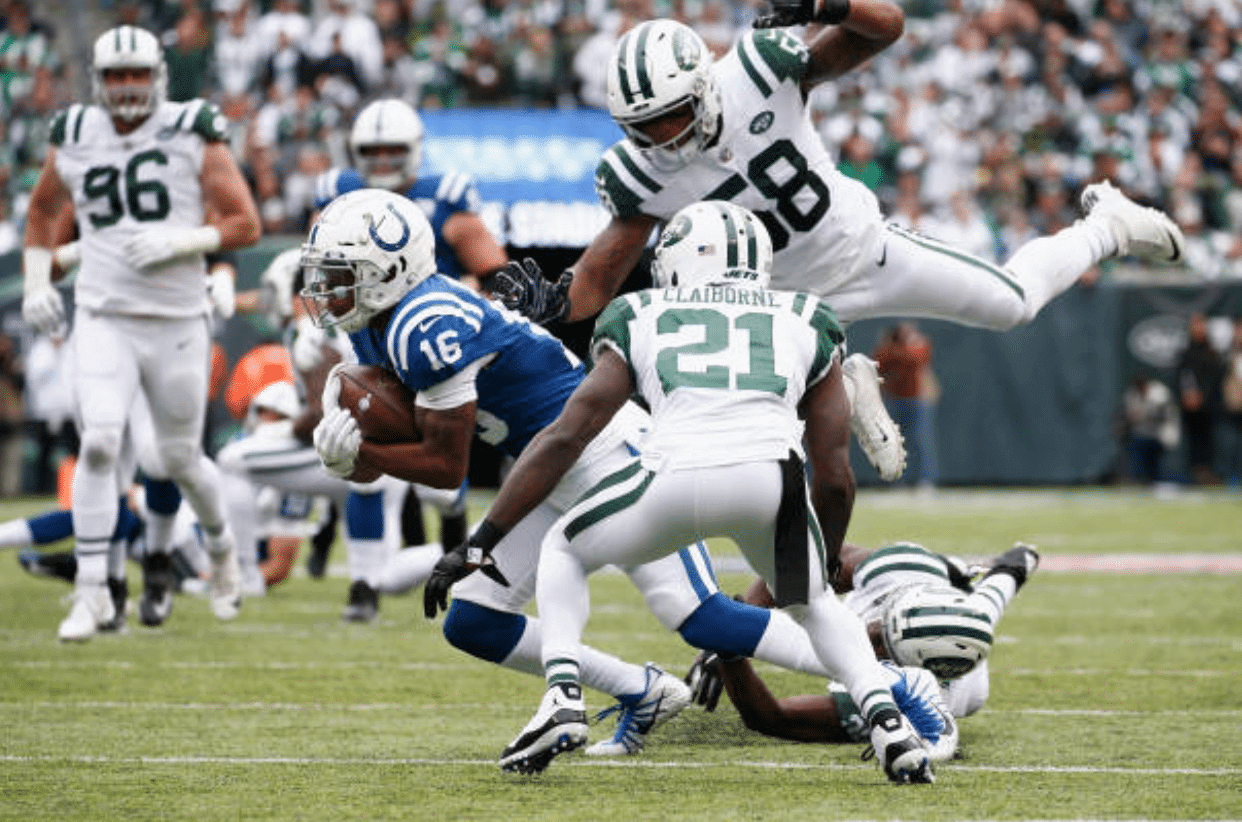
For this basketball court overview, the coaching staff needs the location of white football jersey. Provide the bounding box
[51,100,228,318]
[594,28,886,294]
[592,283,843,470]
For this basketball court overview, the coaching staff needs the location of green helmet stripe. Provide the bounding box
[903,624,994,644]
[743,214,758,268]
[720,205,738,267]
[631,24,654,103]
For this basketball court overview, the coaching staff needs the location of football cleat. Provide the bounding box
[100,577,130,634]
[865,708,934,784]
[1081,180,1185,263]
[500,683,589,774]
[342,580,379,623]
[984,542,1040,590]
[19,549,77,583]
[886,663,958,762]
[138,551,176,627]
[586,663,692,756]
[842,354,906,482]
[208,537,242,621]
[58,583,116,642]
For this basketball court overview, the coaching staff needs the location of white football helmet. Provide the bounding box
[251,380,301,420]
[652,201,773,289]
[259,248,303,330]
[92,25,166,122]
[300,188,436,333]
[881,585,994,682]
[606,20,721,169]
[349,99,425,190]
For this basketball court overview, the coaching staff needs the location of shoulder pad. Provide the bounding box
[737,29,810,95]
[594,145,662,220]
[188,100,230,142]
[49,105,87,147]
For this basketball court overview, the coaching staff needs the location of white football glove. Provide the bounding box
[292,319,329,373]
[321,362,348,414]
[53,241,81,272]
[127,225,221,269]
[313,407,361,478]
[207,267,236,320]
[21,247,66,336]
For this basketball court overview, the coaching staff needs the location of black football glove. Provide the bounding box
[422,524,510,619]
[490,258,573,326]
[683,650,726,712]
[754,0,813,27]
[754,0,850,28]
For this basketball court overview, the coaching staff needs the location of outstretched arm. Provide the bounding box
[715,656,849,743]
[802,0,904,87]
[564,215,659,323]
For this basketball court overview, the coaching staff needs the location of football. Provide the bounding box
[335,364,420,444]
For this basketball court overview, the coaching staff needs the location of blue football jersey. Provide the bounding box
[349,277,585,458]
[313,168,482,281]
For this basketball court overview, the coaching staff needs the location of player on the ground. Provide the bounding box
[491,8,1187,481]
[21,25,261,640]
[385,197,935,782]
[684,541,1040,751]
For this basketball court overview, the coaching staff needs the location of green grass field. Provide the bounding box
[1,488,1240,821]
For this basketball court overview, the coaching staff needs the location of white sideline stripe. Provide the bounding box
[0,753,1237,777]
[10,659,1232,677]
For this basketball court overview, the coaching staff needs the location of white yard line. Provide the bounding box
[0,753,1237,777]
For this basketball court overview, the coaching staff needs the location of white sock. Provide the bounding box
[499,615,648,699]
[752,607,829,676]
[374,543,442,594]
[0,518,34,549]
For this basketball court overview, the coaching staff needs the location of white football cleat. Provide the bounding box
[886,663,958,762]
[500,683,589,774]
[586,663,692,756]
[58,583,116,642]
[1081,180,1185,263]
[208,533,242,621]
[867,707,934,784]
[842,354,906,482]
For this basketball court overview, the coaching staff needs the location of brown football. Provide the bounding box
[335,364,420,444]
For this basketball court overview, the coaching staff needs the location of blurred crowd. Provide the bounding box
[0,0,1239,276]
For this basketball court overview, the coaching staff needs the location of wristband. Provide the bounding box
[185,226,223,255]
[53,241,81,272]
[23,247,53,292]
[471,520,507,554]
[818,0,850,24]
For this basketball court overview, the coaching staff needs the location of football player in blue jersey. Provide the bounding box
[302,190,946,775]
[311,98,507,292]
[311,97,503,556]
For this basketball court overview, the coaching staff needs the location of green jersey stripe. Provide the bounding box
[737,38,773,98]
[890,224,1024,299]
[564,469,654,542]
[613,145,662,195]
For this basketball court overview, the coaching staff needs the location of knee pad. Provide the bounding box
[678,592,771,658]
[442,599,526,664]
[157,438,200,478]
[79,427,123,472]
